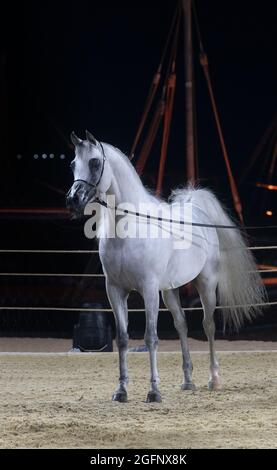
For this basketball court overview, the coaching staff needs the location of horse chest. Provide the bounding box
[99,240,142,286]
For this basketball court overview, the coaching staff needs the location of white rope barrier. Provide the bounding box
[0,301,276,312]
[0,237,275,340]
[0,247,275,313]
[254,269,277,273]
[248,246,277,250]
[0,273,105,277]
[0,250,99,254]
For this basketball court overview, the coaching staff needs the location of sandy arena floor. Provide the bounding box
[0,350,277,448]
[0,337,277,352]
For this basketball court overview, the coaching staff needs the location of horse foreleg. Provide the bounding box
[143,285,161,403]
[106,281,129,402]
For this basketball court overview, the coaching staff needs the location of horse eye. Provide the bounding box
[89,158,101,173]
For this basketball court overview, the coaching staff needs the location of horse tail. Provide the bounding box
[170,185,267,330]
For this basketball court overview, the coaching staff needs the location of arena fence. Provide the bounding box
[0,245,276,313]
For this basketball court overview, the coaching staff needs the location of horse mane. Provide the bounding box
[103,143,163,204]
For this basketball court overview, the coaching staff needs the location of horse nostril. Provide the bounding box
[72,193,79,204]
[66,193,78,208]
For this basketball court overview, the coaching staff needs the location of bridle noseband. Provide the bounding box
[67,142,107,196]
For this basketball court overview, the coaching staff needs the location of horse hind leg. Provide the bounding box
[193,274,220,391]
[162,288,196,391]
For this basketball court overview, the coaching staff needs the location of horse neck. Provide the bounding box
[104,144,155,207]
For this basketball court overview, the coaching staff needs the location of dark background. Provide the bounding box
[0,0,276,340]
[2,0,276,213]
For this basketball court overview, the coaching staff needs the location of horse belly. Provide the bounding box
[160,244,207,290]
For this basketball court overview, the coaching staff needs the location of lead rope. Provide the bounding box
[93,197,277,230]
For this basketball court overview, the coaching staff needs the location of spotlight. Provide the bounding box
[266,210,273,216]
[49,153,55,159]
[42,153,47,159]
[60,154,66,160]
[34,154,39,160]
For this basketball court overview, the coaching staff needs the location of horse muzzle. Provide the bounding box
[66,184,96,218]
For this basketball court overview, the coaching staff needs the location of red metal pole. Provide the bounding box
[182,0,196,183]
[156,74,176,195]
[200,52,244,223]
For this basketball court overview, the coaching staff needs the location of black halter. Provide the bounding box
[67,142,107,195]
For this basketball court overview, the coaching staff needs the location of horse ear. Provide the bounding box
[71,131,82,146]
[86,130,98,146]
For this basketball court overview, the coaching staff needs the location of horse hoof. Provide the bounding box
[181,382,196,391]
[112,391,128,403]
[208,379,220,391]
[146,391,162,403]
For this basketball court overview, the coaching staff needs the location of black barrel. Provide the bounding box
[73,303,113,352]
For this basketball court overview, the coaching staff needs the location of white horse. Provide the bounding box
[66,131,265,403]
